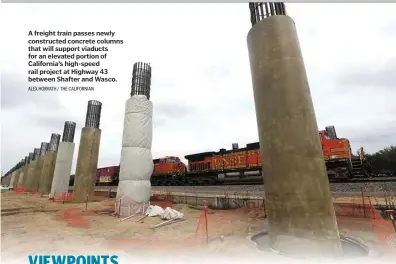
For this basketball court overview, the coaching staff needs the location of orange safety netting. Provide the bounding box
[334,196,377,219]
[12,188,26,193]
[335,195,396,255]
[150,196,173,208]
[193,200,209,244]
[367,197,396,255]
[49,192,73,202]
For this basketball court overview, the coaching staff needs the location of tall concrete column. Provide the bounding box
[30,142,49,193]
[26,148,40,192]
[9,171,16,187]
[50,121,76,199]
[22,152,34,188]
[72,101,102,203]
[13,160,24,188]
[247,3,341,257]
[17,156,29,188]
[9,163,19,187]
[116,62,154,217]
[38,134,60,194]
[13,170,20,188]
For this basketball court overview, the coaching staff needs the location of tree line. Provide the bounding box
[366,145,396,176]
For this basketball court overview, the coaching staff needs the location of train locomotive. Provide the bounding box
[70,126,374,187]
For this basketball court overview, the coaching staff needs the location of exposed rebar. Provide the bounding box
[62,121,76,142]
[49,134,61,152]
[39,142,49,158]
[249,2,287,27]
[131,62,152,100]
[28,153,34,163]
[325,126,338,140]
[33,148,40,160]
[85,100,102,129]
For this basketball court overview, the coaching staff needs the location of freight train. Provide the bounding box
[69,126,374,187]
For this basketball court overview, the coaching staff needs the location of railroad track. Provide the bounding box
[330,177,396,183]
[74,177,396,191]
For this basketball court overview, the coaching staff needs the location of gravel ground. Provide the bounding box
[150,182,396,197]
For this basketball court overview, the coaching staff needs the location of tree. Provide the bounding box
[366,145,396,175]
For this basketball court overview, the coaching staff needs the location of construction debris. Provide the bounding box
[119,214,136,222]
[152,218,186,229]
[146,205,164,217]
[161,207,183,220]
[135,214,148,223]
[144,205,184,220]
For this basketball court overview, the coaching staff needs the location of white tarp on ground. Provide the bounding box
[146,205,164,217]
[145,205,184,220]
[49,142,75,199]
[161,207,184,220]
[116,95,154,217]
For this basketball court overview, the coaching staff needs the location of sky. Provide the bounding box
[1,3,396,175]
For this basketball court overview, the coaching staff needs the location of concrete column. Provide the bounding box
[22,166,31,188]
[50,142,75,199]
[13,169,21,188]
[38,151,57,194]
[72,127,101,203]
[19,166,29,188]
[9,171,16,187]
[30,158,44,193]
[247,13,341,257]
[26,161,39,192]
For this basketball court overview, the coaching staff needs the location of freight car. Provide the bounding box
[70,125,374,187]
[96,166,119,186]
[182,126,373,185]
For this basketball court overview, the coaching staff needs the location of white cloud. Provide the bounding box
[1,3,395,174]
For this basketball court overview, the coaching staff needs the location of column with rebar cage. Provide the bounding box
[246,2,342,257]
[73,101,102,203]
[50,121,77,200]
[116,61,154,217]
[39,133,61,194]
[131,62,152,100]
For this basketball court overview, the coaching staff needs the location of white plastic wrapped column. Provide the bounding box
[49,142,75,199]
[116,95,154,217]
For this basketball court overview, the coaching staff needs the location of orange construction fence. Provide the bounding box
[49,192,73,202]
[334,195,396,255]
[12,187,26,193]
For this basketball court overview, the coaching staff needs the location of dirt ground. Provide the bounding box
[1,192,395,263]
